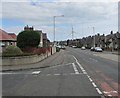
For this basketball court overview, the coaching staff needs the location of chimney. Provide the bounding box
[110,31,113,34]
[24,25,34,31]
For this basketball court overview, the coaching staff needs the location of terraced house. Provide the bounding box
[80,31,120,51]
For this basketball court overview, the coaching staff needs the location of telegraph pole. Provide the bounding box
[53,15,64,45]
[93,27,95,47]
[72,26,74,40]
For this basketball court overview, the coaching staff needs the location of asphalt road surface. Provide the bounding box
[1,47,119,97]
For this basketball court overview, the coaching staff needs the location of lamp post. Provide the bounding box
[93,27,95,47]
[88,26,95,47]
[53,15,64,45]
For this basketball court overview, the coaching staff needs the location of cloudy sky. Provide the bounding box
[0,0,119,41]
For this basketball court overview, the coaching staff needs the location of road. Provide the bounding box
[1,47,119,97]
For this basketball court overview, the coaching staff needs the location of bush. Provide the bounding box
[56,47,60,52]
[17,30,40,48]
[2,45,23,56]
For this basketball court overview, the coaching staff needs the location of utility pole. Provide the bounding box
[93,27,95,47]
[53,16,55,43]
[72,26,74,40]
[53,15,64,45]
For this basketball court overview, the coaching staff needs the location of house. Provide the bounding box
[24,25,43,47]
[42,33,50,47]
[0,29,17,52]
[105,31,120,51]
[23,25,50,48]
[79,31,120,51]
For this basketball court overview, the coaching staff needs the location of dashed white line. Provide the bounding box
[92,82,97,87]
[54,74,60,76]
[32,71,41,75]
[50,63,73,68]
[72,63,79,74]
[46,74,51,76]
[0,72,16,75]
[108,94,112,97]
[72,55,103,96]
[88,77,93,82]
[96,88,102,94]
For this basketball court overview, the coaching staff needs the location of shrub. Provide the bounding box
[56,47,60,52]
[17,30,40,48]
[2,45,23,56]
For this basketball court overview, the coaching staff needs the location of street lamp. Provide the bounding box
[88,26,95,47]
[53,15,64,44]
[93,27,95,47]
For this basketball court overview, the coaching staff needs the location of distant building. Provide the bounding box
[79,31,120,51]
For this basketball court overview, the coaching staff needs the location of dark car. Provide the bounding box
[90,47,95,51]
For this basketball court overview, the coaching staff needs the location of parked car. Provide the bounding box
[94,47,103,52]
[72,46,77,48]
[81,46,86,50]
[90,47,95,51]
[61,45,66,50]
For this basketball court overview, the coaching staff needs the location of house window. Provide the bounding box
[0,42,5,47]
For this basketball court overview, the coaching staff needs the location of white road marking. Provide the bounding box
[50,63,73,68]
[72,55,103,96]
[0,72,16,75]
[87,75,90,78]
[96,88,102,94]
[108,94,112,97]
[46,74,51,76]
[72,63,79,74]
[88,77,93,82]
[32,71,41,75]
[73,56,87,75]
[103,91,118,94]
[54,74,60,76]
[45,73,86,76]
[112,91,118,93]
[92,82,97,87]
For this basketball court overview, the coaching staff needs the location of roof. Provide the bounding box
[43,33,47,39]
[8,33,17,39]
[0,29,16,41]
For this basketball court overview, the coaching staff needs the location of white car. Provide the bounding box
[95,47,103,52]
[72,46,77,48]
[81,46,86,50]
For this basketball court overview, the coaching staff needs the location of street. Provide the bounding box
[2,47,119,97]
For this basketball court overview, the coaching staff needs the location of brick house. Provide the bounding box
[0,29,17,52]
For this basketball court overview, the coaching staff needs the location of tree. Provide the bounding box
[17,30,40,48]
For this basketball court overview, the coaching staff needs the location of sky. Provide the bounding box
[0,0,119,41]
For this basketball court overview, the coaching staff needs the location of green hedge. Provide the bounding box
[56,47,60,52]
[2,45,35,57]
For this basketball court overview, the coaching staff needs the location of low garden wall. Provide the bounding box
[1,52,52,66]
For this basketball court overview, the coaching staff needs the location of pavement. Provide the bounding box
[1,51,65,72]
